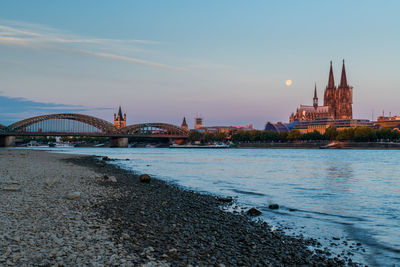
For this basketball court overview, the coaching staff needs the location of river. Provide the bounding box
[26,147,400,266]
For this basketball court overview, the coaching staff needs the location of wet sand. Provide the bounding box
[0,149,359,266]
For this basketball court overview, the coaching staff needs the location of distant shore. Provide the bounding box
[0,149,359,266]
[236,141,400,149]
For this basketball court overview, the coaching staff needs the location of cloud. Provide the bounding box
[0,94,112,125]
[0,19,184,71]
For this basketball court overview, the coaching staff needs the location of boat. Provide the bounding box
[169,144,230,149]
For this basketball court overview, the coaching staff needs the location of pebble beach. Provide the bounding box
[0,149,358,266]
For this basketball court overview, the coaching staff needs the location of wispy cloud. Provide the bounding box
[0,94,112,125]
[0,19,184,71]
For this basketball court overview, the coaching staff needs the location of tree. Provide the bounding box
[215,132,227,142]
[261,130,279,142]
[302,130,325,141]
[324,127,338,141]
[278,131,288,142]
[188,130,202,142]
[287,129,302,141]
[336,128,355,141]
[202,132,215,143]
[354,127,377,142]
[376,128,393,141]
[249,130,262,142]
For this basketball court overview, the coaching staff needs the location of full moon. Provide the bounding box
[286,80,292,86]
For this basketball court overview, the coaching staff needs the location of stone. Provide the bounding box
[1,186,21,192]
[168,248,177,254]
[102,156,110,161]
[65,192,81,200]
[44,180,55,186]
[139,174,151,183]
[108,176,117,183]
[268,204,279,210]
[216,196,233,203]
[247,208,262,216]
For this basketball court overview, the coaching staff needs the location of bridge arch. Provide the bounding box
[122,123,189,138]
[7,113,115,135]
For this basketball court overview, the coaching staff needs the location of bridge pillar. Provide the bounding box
[0,136,16,147]
[110,137,128,148]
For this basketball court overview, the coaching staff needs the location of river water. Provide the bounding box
[28,147,400,265]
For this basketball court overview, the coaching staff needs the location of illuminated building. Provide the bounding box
[113,106,126,129]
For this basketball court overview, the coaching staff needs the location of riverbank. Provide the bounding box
[0,149,358,266]
[237,141,400,149]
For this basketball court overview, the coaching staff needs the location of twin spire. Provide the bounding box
[339,60,348,88]
[327,61,335,89]
[327,60,348,89]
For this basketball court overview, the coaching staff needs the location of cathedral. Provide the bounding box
[290,60,353,122]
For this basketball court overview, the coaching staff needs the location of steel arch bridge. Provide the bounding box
[7,113,115,136]
[1,113,189,138]
[121,123,189,138]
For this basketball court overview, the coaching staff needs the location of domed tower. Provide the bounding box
[114,106,126,129]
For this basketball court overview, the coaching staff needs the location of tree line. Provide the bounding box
[188,127,400,143]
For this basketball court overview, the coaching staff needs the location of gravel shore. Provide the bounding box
[0,149,359,266]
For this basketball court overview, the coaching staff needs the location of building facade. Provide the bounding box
[290,60,353,122]
[294,118,373,134]
[374,115,400,130]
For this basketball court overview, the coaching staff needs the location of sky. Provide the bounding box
[1,1,400,128]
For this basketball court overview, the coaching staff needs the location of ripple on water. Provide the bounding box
[24,147,400,265]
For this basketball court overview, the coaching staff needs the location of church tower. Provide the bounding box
[313,83,318,109]
[181,117,189,131]
[336,60,353,119]
[324,61,337,118]
[114,106,126,129]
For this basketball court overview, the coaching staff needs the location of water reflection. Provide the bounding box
[324,162,354,192]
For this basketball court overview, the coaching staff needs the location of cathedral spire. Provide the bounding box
[339,59,348,88]
[313,83,318,109]
[327,61,335,88]
[314,83,317,98]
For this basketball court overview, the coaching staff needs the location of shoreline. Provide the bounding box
[236,141,400,149]
[1,149,360,266]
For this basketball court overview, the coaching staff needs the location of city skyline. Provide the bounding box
[1,1,400,128]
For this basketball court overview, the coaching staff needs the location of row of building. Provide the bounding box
[114,60,399,135]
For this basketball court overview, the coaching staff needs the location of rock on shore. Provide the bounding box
[0,149,359,266]
[0,149,136,266]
